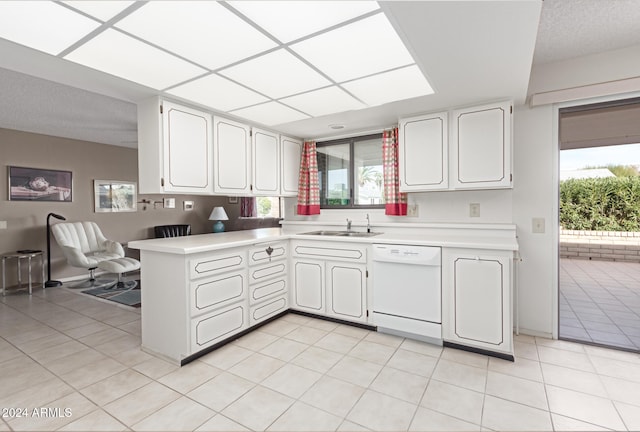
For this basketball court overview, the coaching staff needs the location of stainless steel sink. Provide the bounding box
[300,230,382,237]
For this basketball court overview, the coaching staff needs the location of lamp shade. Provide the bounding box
[208,207,229,221]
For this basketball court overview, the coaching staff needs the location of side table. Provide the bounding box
[1,251,45,296]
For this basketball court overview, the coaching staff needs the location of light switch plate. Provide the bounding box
[163,198,175,209]
[183,200,194,211]
[532,217,545,233]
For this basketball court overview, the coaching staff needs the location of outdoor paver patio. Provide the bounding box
[560,258,640,351]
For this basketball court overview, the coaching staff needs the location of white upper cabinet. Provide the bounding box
[213,117,251,195]
[138,98,213,194]
[399,112,448,191]
[252,128,280,196]
[280,136,302,196]
[451,101,512,189]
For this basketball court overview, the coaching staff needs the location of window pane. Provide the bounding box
[354,137,384,205]
[318,143,350,206]
[256,196,280,218]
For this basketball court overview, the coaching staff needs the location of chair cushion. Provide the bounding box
[154,224,191,238]
[97,257,140,274]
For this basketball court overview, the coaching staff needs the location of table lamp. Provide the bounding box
[209,207,229,233]
[45,212,66,287]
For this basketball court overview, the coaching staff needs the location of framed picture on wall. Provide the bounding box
[94,180,137,213]
[8,166,73,201]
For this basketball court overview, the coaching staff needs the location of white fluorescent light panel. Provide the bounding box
[0,1,434,127]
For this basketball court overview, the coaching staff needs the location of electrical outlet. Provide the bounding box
[469,203,480,217]
[532,217,545,233]
[163,198,175,209]
[407,204,419,217]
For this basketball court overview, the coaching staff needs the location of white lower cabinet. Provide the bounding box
[191,302,248,352]
[247,241,289,326]
[291,240,368,324]
[442,248,513,357]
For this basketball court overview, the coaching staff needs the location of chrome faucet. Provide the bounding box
[346,218,352,232]
[366,214,371,233]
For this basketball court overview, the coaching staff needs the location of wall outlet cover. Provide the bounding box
[407,204,419,217]
[183,200,194,211]
[470,203,480,217]
[163,198,176,209]
[532,217,545,233]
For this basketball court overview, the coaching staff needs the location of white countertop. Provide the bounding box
[128,226,518,255]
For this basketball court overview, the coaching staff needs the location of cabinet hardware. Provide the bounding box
[161,178,164,187]
[366,270,369,278]
[160,104,163,114]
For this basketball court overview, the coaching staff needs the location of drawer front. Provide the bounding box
[249,261,286,284]
[191,302,247,353]
[250,295,288,326]
[249,242,287,264]
[292,242,366,263]
[190,250,246,280]
[250,277,287,305]
[190,271,247,316]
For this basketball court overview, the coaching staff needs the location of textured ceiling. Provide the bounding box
[533,0,640,65]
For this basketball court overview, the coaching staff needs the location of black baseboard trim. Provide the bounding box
[444,341,514,362]
[288,309,377,331]
[180,310,289,366]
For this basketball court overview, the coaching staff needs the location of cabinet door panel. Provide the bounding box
[327,263,366,322]
[214,117,251,194]
[190,271,246,316]
[452,102,511,189]
[399,113,447,191]
[293,260,324,313]
[281,136,302,196]
[250,295,288,326]
[191,303,247,352]
[253,128,280,195]
[453,258,503,345]
[163,102,212,193]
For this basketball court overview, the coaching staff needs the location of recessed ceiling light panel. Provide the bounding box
[291,13,415,83]
[115,1,278,70]
[342,65,434,107]
[280,86,366,117]
[64,29,207,90]
[230,102,309,126]
[62,1,135,22]
[167,74,269,112]
[220,49,331,99]
[228,1,380,43]
[0,1,100,55]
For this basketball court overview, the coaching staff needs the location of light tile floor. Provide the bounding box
[3,285,640,431]
[560,258,640,351]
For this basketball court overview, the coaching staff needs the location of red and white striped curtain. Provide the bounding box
[240,197,256,217]
[297,141,320,216]
[383,127,407,216]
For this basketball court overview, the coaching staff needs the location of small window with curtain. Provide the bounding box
[317,133,384,209]
[240,197,281,218]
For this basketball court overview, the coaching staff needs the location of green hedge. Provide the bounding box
[560,177,640,231]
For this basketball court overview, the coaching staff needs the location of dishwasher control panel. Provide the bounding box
[372,244,440,265]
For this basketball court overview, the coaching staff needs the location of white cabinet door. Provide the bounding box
[399,112,448,191]
[326,262,367,323]
[162,102,213,193]
[280,135,302,196]
[443,249,512,355]
[252,128,280,195]
[292,260,325,314]
[214,117,251,195]
[451,101,512,189]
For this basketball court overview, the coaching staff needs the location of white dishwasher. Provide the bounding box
[372,244,442,343]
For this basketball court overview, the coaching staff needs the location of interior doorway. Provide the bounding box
[558,98,640,351]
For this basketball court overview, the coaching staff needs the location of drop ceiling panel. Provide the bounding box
[167,74,269,112]
[280,86,366,117]
[228,1,380,43]
[62,1,135,22]
[230,102,309,126]
[219,49,331,99]
[64,29,206,90]
[0,1,100,55]
[290,12,415,83]
[342,65,433,107]
[114,1,278,70]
